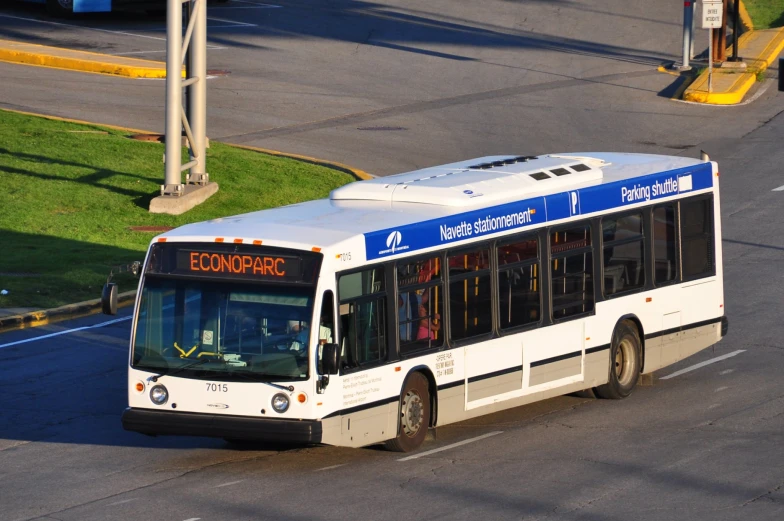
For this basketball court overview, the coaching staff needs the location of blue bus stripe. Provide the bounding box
[365,163,712,260]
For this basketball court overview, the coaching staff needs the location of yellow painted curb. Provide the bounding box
[1,107,155,135]
[0,291,136,333]
[657,65,681,77]
[752,27,784,71]
[681,25,784,105]
[739,0,753,31]
[684,71,757,104]
[0,41,183,79]
[228,143,373,181]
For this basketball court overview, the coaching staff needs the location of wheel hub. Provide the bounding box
[616,338,635,386]
[401,390,423,437]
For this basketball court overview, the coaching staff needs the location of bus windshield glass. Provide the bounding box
[132,278,316,381]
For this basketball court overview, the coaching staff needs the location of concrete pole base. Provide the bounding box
[673,64,693,72]
[149,182,219,215]
[721,60,747,69]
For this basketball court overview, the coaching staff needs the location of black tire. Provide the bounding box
[46,0,73,17]
[385,372,431,452]
[594,321,641,400]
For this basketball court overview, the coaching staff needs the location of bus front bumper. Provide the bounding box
[122,408,322,444]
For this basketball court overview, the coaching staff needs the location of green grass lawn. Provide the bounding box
[744,0,784,29]
[0,110,355,310]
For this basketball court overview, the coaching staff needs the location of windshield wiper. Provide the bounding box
[224,370,295,391]
[149,357,211,382]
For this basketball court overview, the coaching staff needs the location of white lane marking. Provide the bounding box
[660,350,746,380]
[109,498,137,506]
[207,16,257,27]
[214,480,244,488]
[314,463,347,472]
[708,403,721,409]
[0,316,131,350]
[715,386,729,392]
[397,431,503,462]
[207,25,256,29]
[0,14,166,41]
[182,518,201,521]
[719,369,734,375]
[772,185,784,192]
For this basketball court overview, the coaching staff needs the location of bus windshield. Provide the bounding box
[132,277,316,381]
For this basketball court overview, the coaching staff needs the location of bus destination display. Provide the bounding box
[176,250,300,280]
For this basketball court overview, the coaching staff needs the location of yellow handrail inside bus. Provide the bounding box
[174,342,199,358]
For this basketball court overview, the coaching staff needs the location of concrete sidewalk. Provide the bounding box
[683,27,784,104]
[0,39,179,78]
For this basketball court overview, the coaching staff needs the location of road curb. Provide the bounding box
[0,291,136,334]
[0,40,181,79]
[0,108,371,332]
[228,143,373,181]
[682,26,784,105]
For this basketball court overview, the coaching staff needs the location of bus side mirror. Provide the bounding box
[322,343,339,375]
[101,282,118,315]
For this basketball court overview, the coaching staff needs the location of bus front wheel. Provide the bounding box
[46,0,73,17]
[594,321,641,400]
[385,372,430,452]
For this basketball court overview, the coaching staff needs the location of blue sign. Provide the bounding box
[365,163,713,260]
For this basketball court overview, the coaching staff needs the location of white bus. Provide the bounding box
[111,152,728,452]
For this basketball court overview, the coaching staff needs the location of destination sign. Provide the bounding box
[176,251,300,279]
[181,251,292,277]
[145,243,318,284]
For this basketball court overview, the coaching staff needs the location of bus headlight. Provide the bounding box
[271,393,290,413]
[150,384,169,405]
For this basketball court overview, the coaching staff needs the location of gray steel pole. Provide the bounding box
[679,0,694,70]
[730,0,740,61]
[690,1,696,58]
[188,0,208,185]
[164,0,183,194]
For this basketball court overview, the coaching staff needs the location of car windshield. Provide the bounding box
[132,277,316,381]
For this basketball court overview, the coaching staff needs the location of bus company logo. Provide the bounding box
[207,403,229,409]
[378,230,409,256]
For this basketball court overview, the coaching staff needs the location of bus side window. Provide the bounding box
[653,204,678,284]
[338,268,387,369]
[448,247,492,341]
[680,197,715,280]
[603,212,645,295]
[551,223,594,319]
[497,236,540,329]
[397,256,443,354]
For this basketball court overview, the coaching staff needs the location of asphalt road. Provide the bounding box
[0,0,780,175]
[1,1,784,520]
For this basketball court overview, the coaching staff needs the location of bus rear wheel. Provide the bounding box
[385,372,430,452]
[594,321,641,400]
